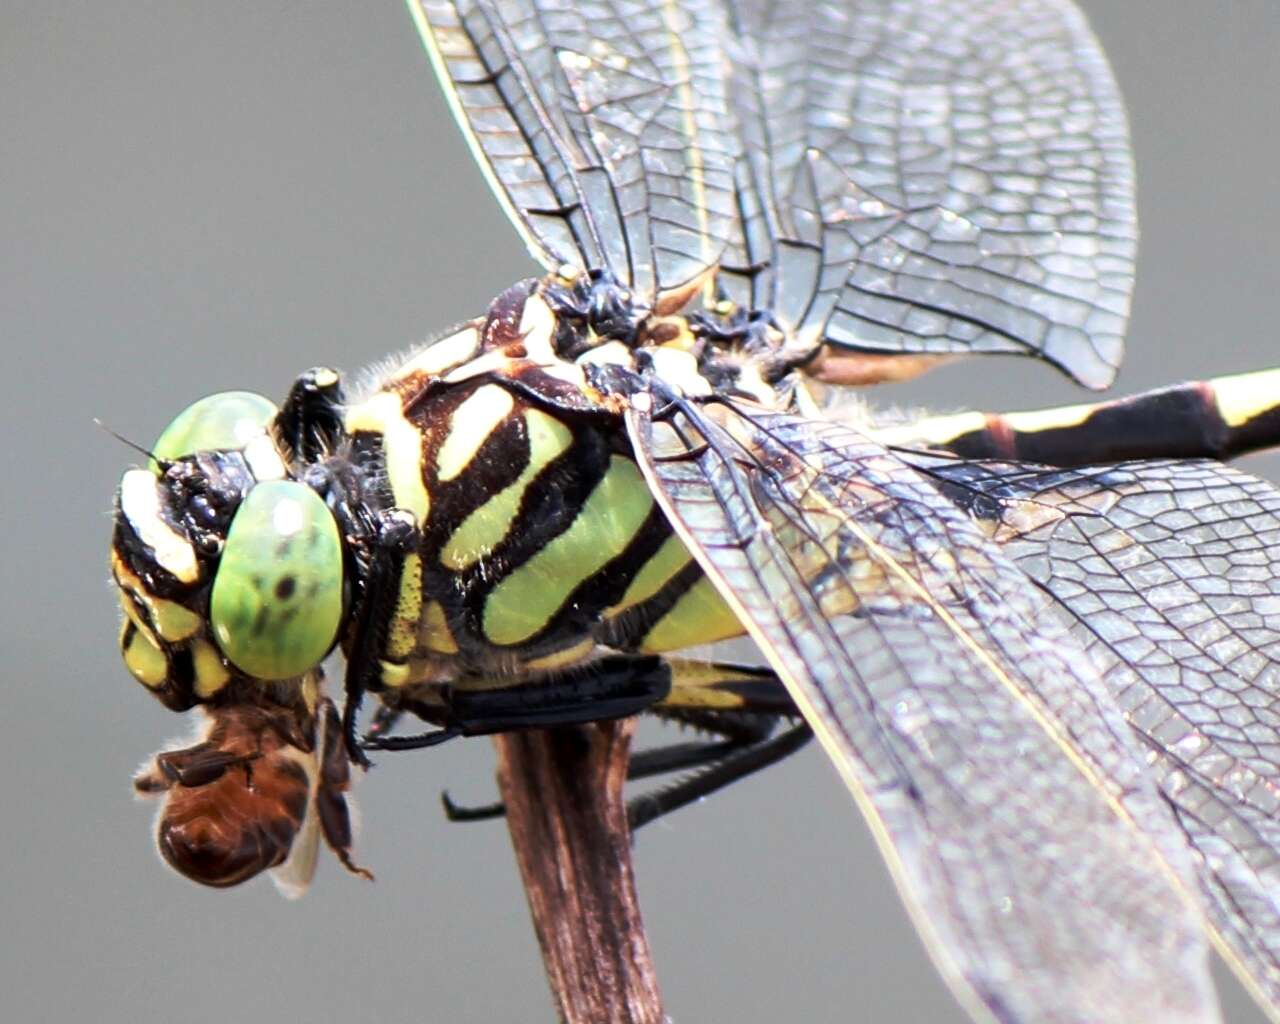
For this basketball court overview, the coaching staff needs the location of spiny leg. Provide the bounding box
[441,707,785,823]
[434,659,809,829]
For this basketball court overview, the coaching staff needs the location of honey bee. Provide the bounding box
[133,696,371,895]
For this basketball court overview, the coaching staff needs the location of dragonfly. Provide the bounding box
[107,1,1280,1022]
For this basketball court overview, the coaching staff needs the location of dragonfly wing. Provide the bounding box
[414,1,1133,387]
[411,0,742,307]
[627,399,1217,1024]
[720,0,1134,388]
[925,455,1280,1015]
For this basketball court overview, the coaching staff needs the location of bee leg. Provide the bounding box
[340,508,418,768]
[135,744,258,792]
[314,701,374,880]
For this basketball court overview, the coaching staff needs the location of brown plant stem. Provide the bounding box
[494,719,665,1024]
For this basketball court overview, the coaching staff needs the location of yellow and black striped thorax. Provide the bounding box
[343,276,751,689]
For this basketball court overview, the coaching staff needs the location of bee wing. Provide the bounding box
[268,733,326,900]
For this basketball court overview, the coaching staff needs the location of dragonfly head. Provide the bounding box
[110,391,347,710]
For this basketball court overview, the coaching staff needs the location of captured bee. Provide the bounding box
[134,697,370,895]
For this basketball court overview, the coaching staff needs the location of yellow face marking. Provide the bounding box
[121,621,167,688]
[386,553,424,660]
[115,580,153,638]
[113,553,200,642]
[435,385,515,483]
[147,596,201,643]
[640,577,744,653]
[441,408,573,571]
[191,639,231,698]
[1214,367,1280,428]
[345,392,430,524]
[396,326,482,381]
[483,456,654,646]
[605,534,692,618]
[119,469,199,584]
[421,600,459,655]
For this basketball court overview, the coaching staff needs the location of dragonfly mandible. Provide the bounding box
[109,2,1280,1022]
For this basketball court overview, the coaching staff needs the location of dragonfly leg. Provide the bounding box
[362,654,673,752]
[439,658,808,829]
[340,508,418,767]
[626,721,813,830]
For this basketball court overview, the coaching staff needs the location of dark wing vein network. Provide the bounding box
[922,455,1280,1014]
[413,0,1135,387]
[721,0,1135,388]
[413,0,741,304]
[626,403,1217,1024]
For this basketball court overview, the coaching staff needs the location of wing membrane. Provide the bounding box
[922,455,1280,1015]
[415,0,1134,386]
[412,0,742,304]
[722,0,1135,388]
[627,400,1216,1024]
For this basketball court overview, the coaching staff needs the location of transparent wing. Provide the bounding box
[626,400,1215,1024]
[723,0,1135,388]
[411,0,742,307]
[413,0,1134,387]
[923,455,1280,1016]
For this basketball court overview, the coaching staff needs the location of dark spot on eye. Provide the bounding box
[275,576,296,600]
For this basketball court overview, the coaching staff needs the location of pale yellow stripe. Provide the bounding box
[441,408,573,571]
[121,623,167,688]
[421,600,459,655]
[191,639,230,698]
[386,553,423,660]
[640,576,743,653]
[345,392,430,524]
[395,326,480,381]
[483,456,653,646]
[1213,367,1280,428]
[523,639,596,673]
[436,384,515,482]
[605,534,691,618]
[119,469,199,583]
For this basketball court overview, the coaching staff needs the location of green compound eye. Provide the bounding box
[209,480,343,680]
[152,391,278,469]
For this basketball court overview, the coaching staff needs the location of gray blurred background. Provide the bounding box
[4,2,1279,1022]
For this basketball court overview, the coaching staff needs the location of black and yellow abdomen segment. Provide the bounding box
[345,374,744,684]
[877,367,1280,466]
